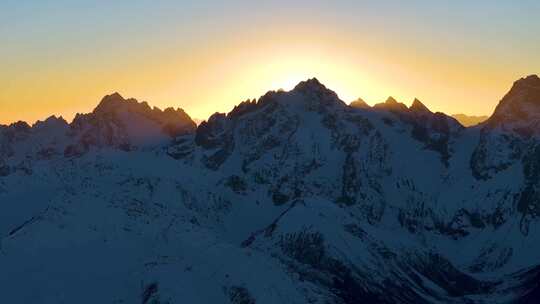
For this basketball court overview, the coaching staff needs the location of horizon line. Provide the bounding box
[4,74,529,126]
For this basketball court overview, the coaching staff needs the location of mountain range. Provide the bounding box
[1,75,540,303]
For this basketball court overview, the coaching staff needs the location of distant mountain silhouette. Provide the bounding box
[451,114,488,127]
[373,96,409,112]
[349,97,369,108]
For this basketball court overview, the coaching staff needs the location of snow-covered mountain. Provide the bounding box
[1,76,539,303]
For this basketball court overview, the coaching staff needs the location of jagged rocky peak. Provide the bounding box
[470,75,540,179]
[93,92,128,114]
[486,74,540,133]
[409,98,431,113]
[33,115,69,130]
[195,112,229,149]
[89,92,196,134]
[374,96,409,112]
[293,77,327,93]
[291,78,344,107]
[42,115,68,124]
[490,75,540,118]
[515,74,540,88]
[504,74,539,104]
[227,99,258,119]
[226,78,347,121]
[64,92,197,156]
[0,121,31,142]
[7,121,31,133]
[350,98,370,109]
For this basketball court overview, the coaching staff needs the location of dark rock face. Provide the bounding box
[516,266,540,304]
[195,113,235,170]
[409,112,461,167]
[224,175,247,194]
[226,286,256,304]
[402,252,499,297]
[141,282,159,304]
[195,113,230,149]
[516,144,540,235]
[0,160,11,176]
[338,152,361,206]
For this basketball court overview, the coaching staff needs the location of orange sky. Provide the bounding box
[1,1,539,125]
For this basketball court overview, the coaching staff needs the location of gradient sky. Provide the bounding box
[1,0,539,124]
